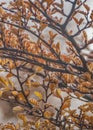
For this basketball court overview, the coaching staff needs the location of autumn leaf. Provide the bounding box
[56,42,60,53]
[0,1,93,129]
[49,83,56,92]
[13,106,24,112]
[54,88,62,99]
[49,31,57,39]
[40,23,47,31]
[44,0,54,5]
[90,10,93,20]
[6,73,13,78]
[0,77,9,87]
[78,18,84,25]
[35,120,40,129]
[34,91,43,100]
[83,4,90,12]
[44,111,54,119]
[31,81,41,87]
[3,123,16,130]
[35,66,43,72]
[12,91,18,96]
[62,100,71,109]
[17,93,26,102]
[29,98,39,106]
[73,17,79,24]
[18,114,27,126]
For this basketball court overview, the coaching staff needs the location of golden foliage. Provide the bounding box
[0,0,93,129]
[29,98,39,106]
[44,111,54,119]
[34,91,43,100]
[13,106,24,112]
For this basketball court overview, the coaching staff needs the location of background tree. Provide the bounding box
[0,0,93,129]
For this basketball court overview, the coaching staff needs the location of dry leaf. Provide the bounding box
[13,106,24,112]
[29,98,39,106]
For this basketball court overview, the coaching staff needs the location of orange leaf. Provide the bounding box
[83,4,90,12]
[6,73,13,78]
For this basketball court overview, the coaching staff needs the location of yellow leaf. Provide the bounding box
[34,91,43,100]
[0,76,9,87]
[44,111,54,119]
[8,79,15,88]
[35,120,40,129]
[12,91,18,96]
[13,106,24,112]
[29,98,39,106]
[17,93,26,102]
[54,88,62,98]
[18,114,27,125]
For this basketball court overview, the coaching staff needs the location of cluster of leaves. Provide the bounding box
[0,0,93,129]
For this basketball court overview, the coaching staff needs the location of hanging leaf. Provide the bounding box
[49,83,56,92]
[78,18,84,25]
[73,17,79,24]
[90,10,93,20]
[12,91,18,96]
[29,98,39,106]
[0,77,9,87]
[62,100,71,109]
[18,114,27,126]
[13,106,24,112]
[83,31,87,42]
[44,111,54,119]
[35,120,40,129]
[31,82,41,87]
[49,31,57,39]
[54,88,62,99]
[34,91,43,100]
[40,23,47,31]
[17,93,26,102]
[35,66,43,72]
[6,73,13,78]
[56,42,60,53]
[83,4,90,12]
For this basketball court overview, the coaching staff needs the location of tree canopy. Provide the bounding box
[0,0,93,129]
